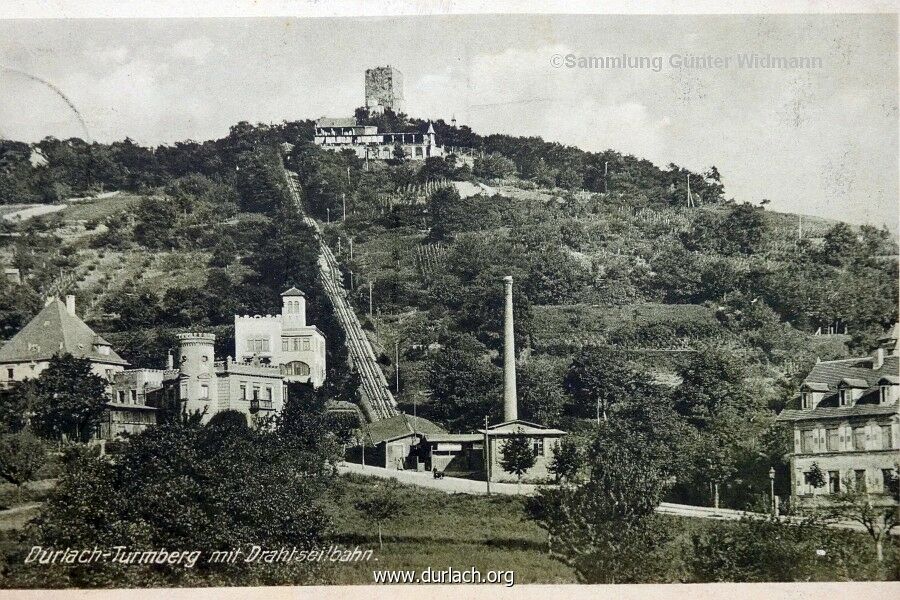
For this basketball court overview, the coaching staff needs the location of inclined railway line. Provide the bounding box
[282,168,398,422]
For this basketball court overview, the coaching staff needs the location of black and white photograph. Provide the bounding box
[0,1,897,597]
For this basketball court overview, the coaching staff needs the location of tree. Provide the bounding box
[353,481,407,550]
[7,415,334,587]
[826,474,899,562]
[806,462,826,490]
[527,421,676,583]
[425,333,502,431]
[0,430,45,487]
[499,431,536,489]
[563,346,643,422]
[548,436,582,484]
[29,354,108,442]
[133,195,179,249]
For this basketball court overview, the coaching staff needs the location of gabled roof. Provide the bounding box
[838,377,869,388]
[0,299,128,366]
[281,287,305,297]
[479,419,567,436]
[364,413,445,445]
[878,375,900,385]
[778,353,899,421]
[316,117,358,128]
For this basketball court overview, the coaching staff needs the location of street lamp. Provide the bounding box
[769,467,776,516]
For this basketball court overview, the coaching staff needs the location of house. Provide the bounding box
[418,433,484,476]
[776,323,900,508]
[0,294,129,386]
[234,287,326,387]
[480,420,566,483]
[107,332,287,438]
[314,117,444,162]
[355,413,445,470]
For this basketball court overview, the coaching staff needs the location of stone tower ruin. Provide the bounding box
[365,65,405,115]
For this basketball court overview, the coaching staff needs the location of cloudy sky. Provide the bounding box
[0,14,896,228]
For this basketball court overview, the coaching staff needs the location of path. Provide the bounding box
[337,462,891,536]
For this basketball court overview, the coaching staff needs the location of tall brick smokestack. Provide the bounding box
[503,276,517,422]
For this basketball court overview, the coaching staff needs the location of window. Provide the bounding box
[828,471,841,494]
[292,338,302,351]
[240,384,247,400]
[246,338,270,353]
[802,430,816,453]
[839,389,849,406]
[854,469,867,492]
[117,390,125,403]
[282,361,311,377]
[5,368,12,379]
[880,386,892,404]
[531,438,545,456]
[282,338,289,352]
[881,424,893,449]
[882,469,897,493]
[199,384,209,399]
[130,390,137,405]
[266,387,273,400]
[826,428,840,451]
[852,427,866,451]
[252,386,260,400]
[801,392,811,409]
[302,340,310,351]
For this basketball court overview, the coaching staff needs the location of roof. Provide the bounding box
[315,117,358,128]
[281,287,305,297]
[364,413,445,445]
[839,377,869,388]
[778,353,899,422]
[479,419,567,436]
[0,299,128,366]
[423,433,483,444]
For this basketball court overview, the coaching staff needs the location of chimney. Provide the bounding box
[503,276,518,422]
[166,352,174,370]
[874,347,885,370]
[65,294,76,316]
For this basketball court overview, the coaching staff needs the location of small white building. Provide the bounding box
[233,287,327,387]
[314,117,444,162]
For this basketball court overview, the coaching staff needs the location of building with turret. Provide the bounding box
[106,331,286,438]
[314,118,443,162]
[234,287,326,387]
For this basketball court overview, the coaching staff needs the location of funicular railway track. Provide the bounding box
[282,167,398,422]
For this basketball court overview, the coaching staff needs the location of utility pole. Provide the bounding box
[338,237,342,254]
[798,215,803,240]
[484,415,491,495]
[349,270,354,291]
[346,166,351,186]
[686,173,693,208]
[368,281,373,316]
[769,467,776,516]
[342,193,347,221]
[394,338,400,394]
[349,237,353,260]
[326,207,330,224]
[604,160,609,194]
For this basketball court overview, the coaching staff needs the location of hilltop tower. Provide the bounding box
[365,66,405,115]
[176,333,218,417]
[281,286,306,329]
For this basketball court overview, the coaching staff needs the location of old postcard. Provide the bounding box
[0,1,897,598]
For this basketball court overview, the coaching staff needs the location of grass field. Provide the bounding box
[58,193,141,222]
[323,473,578,584]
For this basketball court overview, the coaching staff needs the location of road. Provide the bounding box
[338,462,892,536]
[281,167,398,422]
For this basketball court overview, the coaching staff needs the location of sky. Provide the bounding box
[0,14,896,228]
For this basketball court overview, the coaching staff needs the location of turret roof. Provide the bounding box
[281,287,305,297]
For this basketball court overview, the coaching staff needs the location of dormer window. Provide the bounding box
[839,389,849,407]
[802,392,812,409]
[881,386,890,404]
